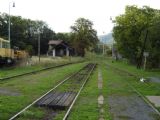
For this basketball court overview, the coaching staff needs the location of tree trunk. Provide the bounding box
[137,30,148,69]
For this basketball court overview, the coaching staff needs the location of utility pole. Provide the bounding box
[102,31,105,55]
[38,29,41,63]
[103,43,104,55]
[8,2,15,59]
[9,2,15,48]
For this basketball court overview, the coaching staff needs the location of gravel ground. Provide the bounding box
[0,88,20,96]
[147,77,160,83]
[108,94,160,120]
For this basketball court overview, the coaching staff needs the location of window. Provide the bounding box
[2,42,9,48]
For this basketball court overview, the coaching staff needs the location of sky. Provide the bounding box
[0,0,160,35]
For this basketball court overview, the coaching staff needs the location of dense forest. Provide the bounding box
[113,5,160,68]
[0,13,98,56]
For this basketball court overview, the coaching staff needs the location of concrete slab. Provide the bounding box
[98,69,105,120]
[98,70,103,89]
[98,95,104,105]
[147,96,160,107]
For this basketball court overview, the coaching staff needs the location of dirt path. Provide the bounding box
[98,69,104,120]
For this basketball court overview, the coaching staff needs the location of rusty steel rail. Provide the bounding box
[9,63,96,120]
[0,61,85,81]
[106,63,140,78]
[63,63,96,120]
[9,63,87,120]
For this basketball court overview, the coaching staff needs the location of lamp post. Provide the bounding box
[37,28,41,63]
[8,2,15,49]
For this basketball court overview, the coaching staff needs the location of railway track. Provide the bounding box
[0,61,84,81]
[106,63,160,117]
[9,63,96,120]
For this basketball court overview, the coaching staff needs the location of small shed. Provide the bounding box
[47,40,71,57]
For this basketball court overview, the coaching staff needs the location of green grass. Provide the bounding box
[99,64,112,120]
[1,56,160,120]
[0,62,87,120]
[104,57,160,112]
[0,65,42,78]
[67,63,112,120]
[16,107,45,120]
[105,58,160,95]
[67,66,99,120]
[101,62,135,119]
[0,57,84,78]
[105,57,160,77]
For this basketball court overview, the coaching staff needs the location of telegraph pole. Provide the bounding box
[38,29,41,63]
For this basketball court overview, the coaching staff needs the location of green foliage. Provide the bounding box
[113,5,160,68]
[0,13,99,57]
[56,32,70,42]
[71,18,99,57]
[0,13,57,55]
[0,62,86,120]
[25,45,34,56]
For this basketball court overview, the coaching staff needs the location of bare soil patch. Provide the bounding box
[0,87,20,96]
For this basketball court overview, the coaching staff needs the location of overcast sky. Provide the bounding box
[0,0,159,35]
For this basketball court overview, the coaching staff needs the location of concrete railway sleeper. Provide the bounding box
[9,63,96,120]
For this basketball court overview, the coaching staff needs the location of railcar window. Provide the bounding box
[2,42,9,48]
[6,42,10,48]
[2,42,5,48]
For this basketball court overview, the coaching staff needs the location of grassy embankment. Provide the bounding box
[0,62,87,120]
[105,58,160,112]
[0,56,83,78]
[66,63,111,120]
[65,57,160,119]
[1,55,159,120]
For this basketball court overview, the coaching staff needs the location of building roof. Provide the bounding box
[0,38,10,42]
[48,40,63,45]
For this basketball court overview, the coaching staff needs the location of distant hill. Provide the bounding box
[98,33,114,46]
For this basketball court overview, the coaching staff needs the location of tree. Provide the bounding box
[56,32,70,42]
[0,13,56,55]
[71,18,98,56]
[113,5,160,68]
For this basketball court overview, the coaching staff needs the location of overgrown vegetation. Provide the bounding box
[113,5,160,69]
[0,62,86,120]
[0,13,98,57]
[0,56,160,119]
[70,18,99,56]
[0,57,83,78]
